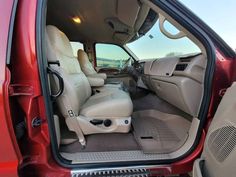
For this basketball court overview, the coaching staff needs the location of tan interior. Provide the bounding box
[193,82,236,177]
[77,49,107,80]
[77,49,125,91]
[45,0,209,165]
[46,25,133,146]
[47,0,150,45]
[141,54,206,116]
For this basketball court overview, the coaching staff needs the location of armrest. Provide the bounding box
[96,73,107,80]
[87,76,105,87]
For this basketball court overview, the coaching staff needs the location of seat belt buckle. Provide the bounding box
[68,110,75,117]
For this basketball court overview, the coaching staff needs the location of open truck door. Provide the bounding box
[0,0,22,176]
[193,82,236,177]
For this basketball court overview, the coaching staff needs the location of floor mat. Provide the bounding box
[132,110,190,154]
[132,93,192,120]
[60,133,140,153]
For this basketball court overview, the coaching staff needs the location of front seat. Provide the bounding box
[77,49,124,90]
[77,49,107,80]
[193,82,236,177]
[45,25,133,146]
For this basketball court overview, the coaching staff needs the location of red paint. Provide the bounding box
[0,0,22,176]
[8,0,70,176]
[1,0,236,177]
[205,49,236,130]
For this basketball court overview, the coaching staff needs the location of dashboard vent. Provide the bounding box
[179,58,191,62]
[175,64,188,71]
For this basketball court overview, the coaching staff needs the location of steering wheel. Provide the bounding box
[119,57,131,73]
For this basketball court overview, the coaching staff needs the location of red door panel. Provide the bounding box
[8,0,70,176]
[0,0,22,177]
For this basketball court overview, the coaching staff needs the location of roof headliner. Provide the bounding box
[47,0,150,44]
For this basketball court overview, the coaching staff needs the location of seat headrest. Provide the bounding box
[46,25,74,57]
[77,49,90,65]
[78,49,98,76]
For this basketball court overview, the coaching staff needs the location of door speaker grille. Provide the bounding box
[208,125,236,162]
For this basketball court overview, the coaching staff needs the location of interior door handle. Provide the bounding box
[47,67,64,100]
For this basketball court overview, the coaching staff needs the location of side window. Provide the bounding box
[95,44,130,68]
[70,41,84,56]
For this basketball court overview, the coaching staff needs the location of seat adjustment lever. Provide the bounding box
[90,119,104,125]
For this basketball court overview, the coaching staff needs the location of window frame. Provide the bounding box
[70,41,84,56]
[125,20,201,60]
[36,0,217,169]
[94,42,135,68]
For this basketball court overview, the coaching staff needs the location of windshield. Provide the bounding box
[179,0,236,51]
[126,20,201,60]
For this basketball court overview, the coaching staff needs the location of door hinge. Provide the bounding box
[219,88,227,97]
[9,84,34,96]
[31,117,43,128]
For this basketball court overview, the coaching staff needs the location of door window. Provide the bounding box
[95,44,130,68]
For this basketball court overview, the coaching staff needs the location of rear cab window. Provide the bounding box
[70,41,84,56]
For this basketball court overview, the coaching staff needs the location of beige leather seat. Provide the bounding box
[77,49,124,90]
[78,49,107,80]
[46,25,133,146]
[193,82,236,177]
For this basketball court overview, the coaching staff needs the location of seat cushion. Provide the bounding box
[80,90,133,118]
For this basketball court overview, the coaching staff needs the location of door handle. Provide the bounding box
[47,67,64,100]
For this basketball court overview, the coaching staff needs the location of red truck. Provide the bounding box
[1,0,236,177]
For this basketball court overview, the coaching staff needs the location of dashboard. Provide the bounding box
[133,53,207,117]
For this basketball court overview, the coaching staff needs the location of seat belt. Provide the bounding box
[47,61,86,147]
[65,112,86,147]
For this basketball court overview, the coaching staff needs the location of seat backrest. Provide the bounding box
[195,82,236,177]
[77,49,97,76]
[46,25,91,117]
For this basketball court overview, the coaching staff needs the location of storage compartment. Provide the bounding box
[151,76,203,116]
[151,79,186,112]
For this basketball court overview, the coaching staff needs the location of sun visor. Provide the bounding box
[116,0,140,28]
